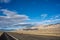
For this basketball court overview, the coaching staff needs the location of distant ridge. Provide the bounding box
[0,32,18,40]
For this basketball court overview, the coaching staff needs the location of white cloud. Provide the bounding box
[0,0,11,3]
[50,15,60,20]
[34,19,60,25]
[0,9,30,29]
[41,14,48,19]
[35,14,60,25]
[55,15,60,19]
[1,9,17,16]
[41,14,47,17]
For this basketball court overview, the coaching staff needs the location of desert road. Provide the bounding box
[0,32,18,40]
[0,32,60,40]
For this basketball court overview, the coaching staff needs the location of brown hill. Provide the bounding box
[15,24,60,36]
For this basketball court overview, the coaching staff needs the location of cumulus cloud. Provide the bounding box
[14,23,34,27]
[0,0,11,3]
[0,9,30,29]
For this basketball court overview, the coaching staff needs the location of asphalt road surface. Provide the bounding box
[0,32,18,40]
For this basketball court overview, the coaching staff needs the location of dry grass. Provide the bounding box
[15,29,60,37]
[8,32,60,40]
[0,32,3,36]
[15,24,60,37]
[0,31,60,40]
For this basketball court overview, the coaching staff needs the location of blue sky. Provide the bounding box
[0,0,60,30]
